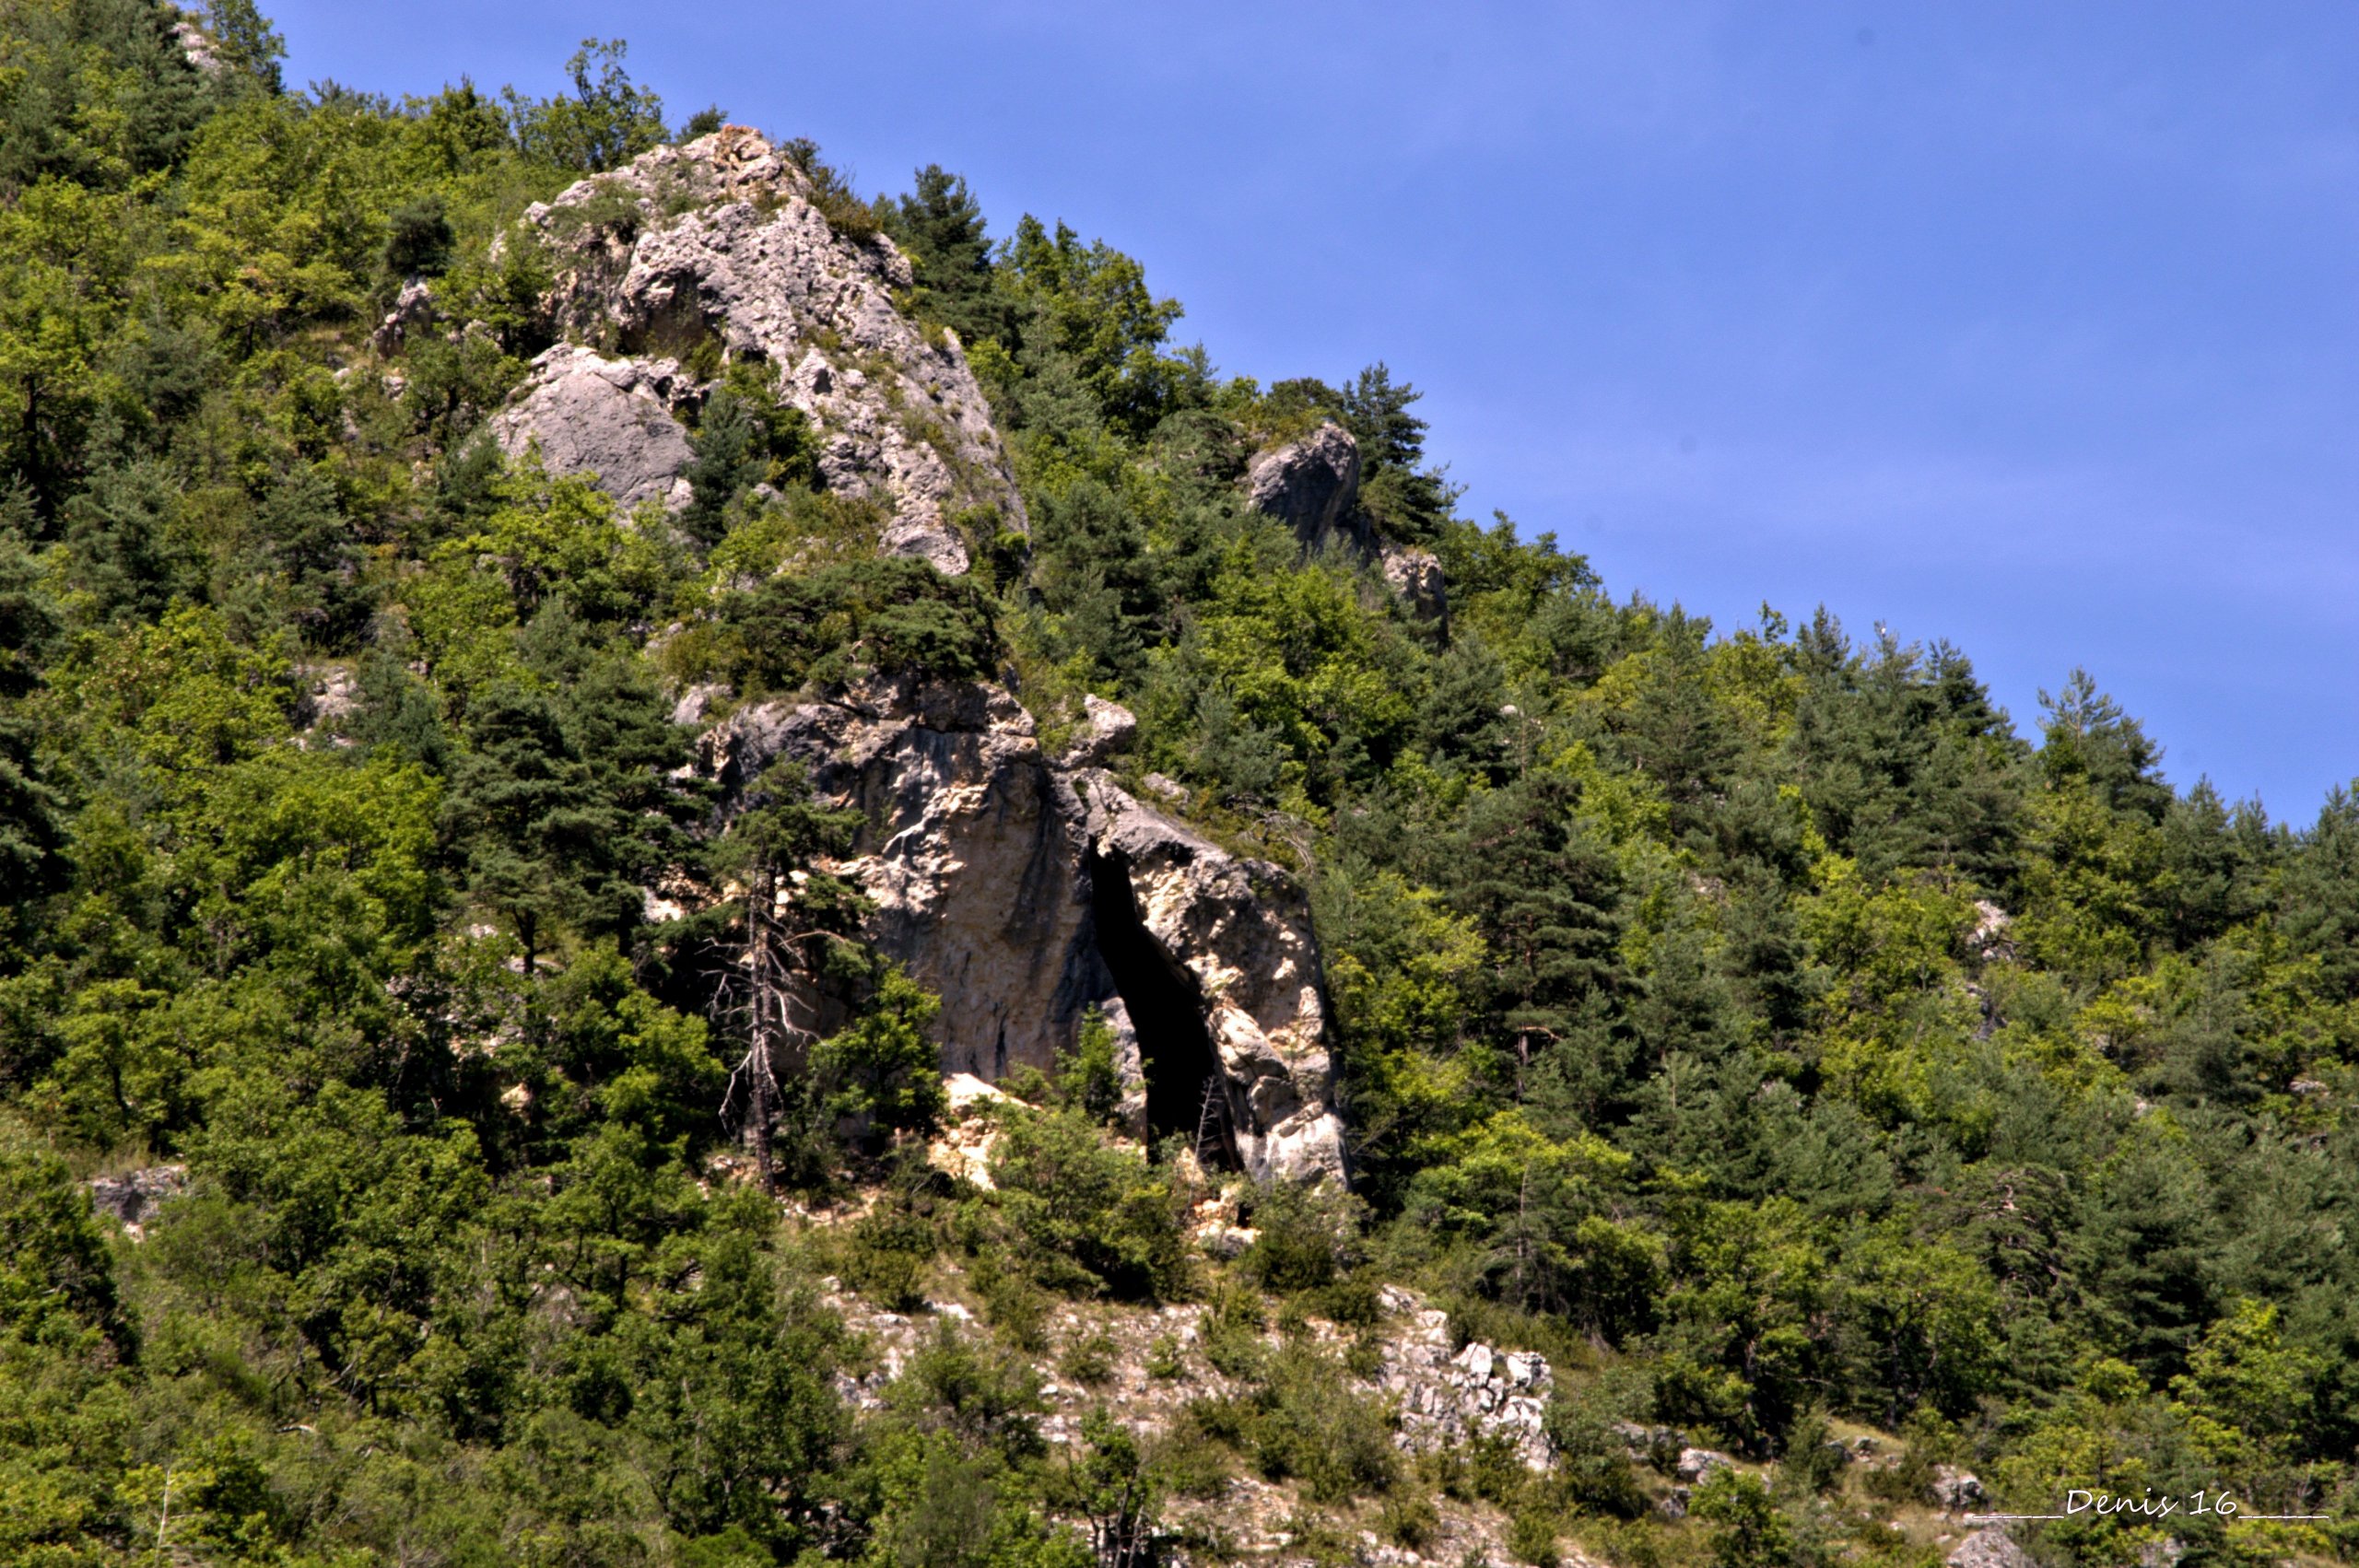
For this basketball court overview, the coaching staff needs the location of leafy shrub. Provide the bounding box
[1239,1178,1351,1294]
[714,556,1001,696]
[1693,1470,1810,1568]
[505,40,666,173]
[1059,1328,1116,1387]
[1542,1395,1649,1517]
[968,1258,1051,1353]
[1509,1509,1564,1568]
[1244,1343,1399,1504]
[383,196,455,279]
[981,1102,1187,1301]
[1054,1004,1127,1127]
[1778,1408,1848,1497]
[677,362,822,545]
[1380,1492,1439,1550]
[1201,1286,1268,1379]
[780,136,882,242]
[841,1200,938,1314]
[813,966,947,1149]
[1148,1419,1235,1501]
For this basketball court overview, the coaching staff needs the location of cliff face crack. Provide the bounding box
[1085,844,1238,1168]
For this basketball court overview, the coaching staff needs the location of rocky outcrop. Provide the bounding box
[1076,776,1344,1186]
[1376,1288,1555,1470]
[1932,1465,1988,1512]
[1381,544,1448,623]
[499,127,1024,572]
[698,674,1345,1185]
[1247,422,1362,552]
[1056,694,1139,768]
[1248,425,1449,626]
[702,676,1106,1078]
[88,1164,186,1236]
[372,276,436,356]
[1677,1447,1734,1483]
[1948,1528,2032,1568]
[488,345,698,511]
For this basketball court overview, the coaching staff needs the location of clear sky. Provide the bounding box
[269,2,2359,821]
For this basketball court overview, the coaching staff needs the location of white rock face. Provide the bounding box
[697,673,1345,1185]
[1247,421,1362,551]
[1057,694,1139,768]
[1078,775,1347,1187]
[88,1164,188,1238]
[1248,424,1449,625]
[507,127,1024,571]
[1932,1465,1988,1511]
[1676,1447,1734,1483]
[1376,1290,1555,1470]
[488,345,698,511]
[372,276,436,356]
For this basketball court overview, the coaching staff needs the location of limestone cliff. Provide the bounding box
[476,130,1353,1184]
[697,674,1348,1187]
[492,127,1025,572]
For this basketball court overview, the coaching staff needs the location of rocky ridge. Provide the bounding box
[492,126,1025,572]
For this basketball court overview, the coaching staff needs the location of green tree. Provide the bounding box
[505,38,665,173]
[889,164,1008,346]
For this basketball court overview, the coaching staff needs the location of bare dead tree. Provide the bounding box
[710,760,865,1190]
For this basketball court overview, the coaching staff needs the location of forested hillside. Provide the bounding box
[4,6,2358,1567]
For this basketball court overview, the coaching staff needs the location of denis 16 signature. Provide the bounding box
[1966,1491,2331,1525]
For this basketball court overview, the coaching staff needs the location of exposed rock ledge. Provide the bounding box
[698,675,1346,1186]
[488,126,1025,574]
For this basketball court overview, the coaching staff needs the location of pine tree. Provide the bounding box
[1445,767,1625,1094]
[0,526,65,954]
[888,164,1007,346]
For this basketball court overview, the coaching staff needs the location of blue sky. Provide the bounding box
[272,2,2359,820]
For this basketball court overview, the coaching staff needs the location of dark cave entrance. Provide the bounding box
[1086,846,1239,1170]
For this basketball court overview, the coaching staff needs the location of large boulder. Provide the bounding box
[88,1164,187,1235]
[487,345,698,511]
[501,127,1024,573]
[1246,422,1362,552]
[1247,425,1450,626]
[700,678,1105,1082]
[698,675,1346,1185]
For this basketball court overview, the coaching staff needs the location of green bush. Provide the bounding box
[1542,1395,1649,1517]
[1201,1285,1269,1379]
[1693,1470,1811,1568]
[1509,1508,1565,1568]
[841,1201,937,1314]
[982,1103,1188,1301]
[1059,1328,1116,1387]
[715,556,1001,695]
[1380,1491,1439,1550]
[1238,1177,1353,1294]
[1243,1342,1398,1504]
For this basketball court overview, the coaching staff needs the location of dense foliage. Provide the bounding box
[3,6,2356,1565]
